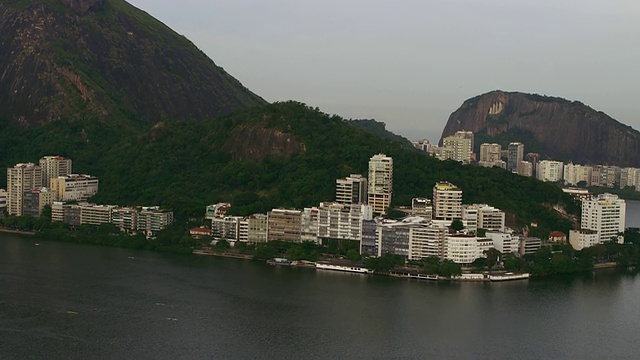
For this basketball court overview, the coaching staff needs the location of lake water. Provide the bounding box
[626,199,640,228]
[2,234,640,359]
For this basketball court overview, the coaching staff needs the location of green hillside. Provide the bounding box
[0,102,578,237]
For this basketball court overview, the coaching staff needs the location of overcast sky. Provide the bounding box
[128,0,640,142]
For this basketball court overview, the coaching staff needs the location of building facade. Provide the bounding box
[50,174,99,201]
[367,154,393,214]
[7,163,42,216]
[507,143,524,172]
[433,182,462,221]
[39,156,72,187]
[537,160,564,182]
[335,174,368,205]
[267,209,302,242]
[581,193,626,244]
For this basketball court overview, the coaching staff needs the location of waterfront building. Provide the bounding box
[537,160,564,182]
[444,235,494,265]
[247,214,268,244]
[22,188,55,217]
[433,182,462,221]
[317,202,372,242]
[620,167,639,189]
[411,198,433,219]
[111,207,138,232]
[569,229,599,250]
[7,163,42,216]
[377,217,428,257]
[205,203,231,220]
[360,219,378,256]
[507,143,524,172]
[137,206,174,237]
[485,232,519,255]
[39,156,72,187]
[479,143,501,163]
[211,216,242,242]
[0,188,6,214]
[440,131,473,164]
[519,237,541,256]
[581,193,626,244]
[189,227,212,239]
[267,209,302,242]
[50,174,99,201]
[79,203,116,225]
[368,154,393,214]
[238,219,249,243]
[408,222,448,260]
[300,207,320,242]
[335,174,368,205]
[517,161,533,177]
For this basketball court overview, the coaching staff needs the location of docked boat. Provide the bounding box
[315,262,371,274]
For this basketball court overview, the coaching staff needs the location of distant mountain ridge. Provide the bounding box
[0,0,265,127]
[440,91,640,167]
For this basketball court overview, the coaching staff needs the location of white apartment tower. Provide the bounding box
[581,193,626,244]
[433,182,462,221]
[368,154,393,214]
[336,174,368,205]
[39,156,72,187]
[537,160,564,182]
[440,131,473,164]
[7,163,43,216]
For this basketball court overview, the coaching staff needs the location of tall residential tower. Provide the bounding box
[367,154,393,214]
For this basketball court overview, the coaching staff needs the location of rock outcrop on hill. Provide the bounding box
[0,0,265,127]
[440,91,640,167]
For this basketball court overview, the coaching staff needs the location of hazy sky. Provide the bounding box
[128,0,640,142]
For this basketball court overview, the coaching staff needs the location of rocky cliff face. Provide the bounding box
[223,124,306,162]
[440,91,640,166]
[0,0,265,127]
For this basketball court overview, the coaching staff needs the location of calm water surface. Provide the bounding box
[2,233,640,359]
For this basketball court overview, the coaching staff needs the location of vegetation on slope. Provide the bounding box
[0,102,578,237]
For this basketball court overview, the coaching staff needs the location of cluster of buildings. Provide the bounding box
[413,133,640,192]
[195,153,543,265]
[2,156,173,237]
[2,156,98,217]
[199,151,629,263]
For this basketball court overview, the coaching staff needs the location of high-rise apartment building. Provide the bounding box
[517,161,533,177]
[479,143,501,163]
[7,163,43,216]
[581,193,626,244]
[507,142,524,172]
[564,163,593,186]
[267,209,302,242]
[336,174,368,205]
[367,154,393,214]
[39,156,72,187]
[440,131,473,164]
[50,174,99,201]
[537,160,564,182]
[433,182,462,221]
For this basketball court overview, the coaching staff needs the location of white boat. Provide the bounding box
[315,262,371,274]
[488,272,530,281]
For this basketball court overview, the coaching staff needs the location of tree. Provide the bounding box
[346,249,361,262]
[450,219,464,233]
[213,239,230,251]
[484,248,502,270]
[437,260,462,277]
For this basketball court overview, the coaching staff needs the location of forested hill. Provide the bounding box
[0,0,265,128]
[0,101,578,237]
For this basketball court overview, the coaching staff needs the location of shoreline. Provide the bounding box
[0,228,36,236]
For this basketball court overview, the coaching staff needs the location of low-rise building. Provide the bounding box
[205,203,231,220]
[211,216,242,242]
[569,229,599,250]
[485,232,519,255]
[519,237,541,256]
[444,235,494,264]
[411,198,433,219]
[190,227,212,239]
[50,174,99,202]
[548,231,567,244]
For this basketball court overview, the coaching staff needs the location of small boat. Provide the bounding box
[34,243,40,246]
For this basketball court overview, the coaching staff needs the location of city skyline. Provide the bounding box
[128,0,640,142]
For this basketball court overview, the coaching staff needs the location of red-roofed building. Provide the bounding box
[189,227,212,239]
[549,231,567,243]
